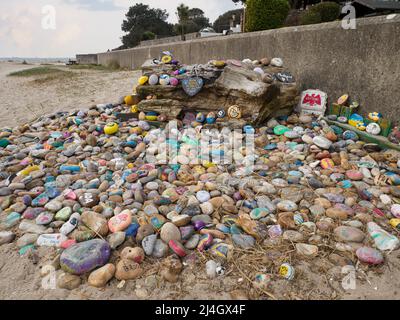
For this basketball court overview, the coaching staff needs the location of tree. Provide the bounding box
[142,31,156,41]
[176,3,190,39]
[188,8,205,19]
[189,8,210,31]
[245,0,290,32]
[175,4,210,38]
[213,9,244,33]
[300,2,340,25]
[121,3,175,48]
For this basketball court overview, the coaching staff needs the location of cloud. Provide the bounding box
[10,16,35,49]
[55,24,82,46]
[0,0,242,57]
[63,0,123,11]
[0,5,37,54]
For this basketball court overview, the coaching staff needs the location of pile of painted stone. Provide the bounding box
[0,101,400,294]
[136,56,300,125]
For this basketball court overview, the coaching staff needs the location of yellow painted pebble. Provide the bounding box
[104,123,119,135]
[138,76,149,85]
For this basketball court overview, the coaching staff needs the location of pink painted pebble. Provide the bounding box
[356,247,384,265]
[169,240,187,257]
[23,207,45,220]
[346,170,364,181]
[60,239,77,249]
[65,190,77,200]
[108,210,132,233]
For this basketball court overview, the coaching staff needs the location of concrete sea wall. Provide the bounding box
[96,16,400,121]
[76,54,98,65]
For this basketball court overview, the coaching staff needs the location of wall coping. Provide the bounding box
[96,15,400,55]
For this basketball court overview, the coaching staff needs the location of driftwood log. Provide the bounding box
[137,63,300,126]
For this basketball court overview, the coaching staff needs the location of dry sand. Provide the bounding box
[0,62,399,300]
[1,240,399,300]
[0,62,139,129]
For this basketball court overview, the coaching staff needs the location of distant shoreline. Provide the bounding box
[0,57,71,64]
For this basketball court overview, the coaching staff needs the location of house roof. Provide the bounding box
[351,0,400,11]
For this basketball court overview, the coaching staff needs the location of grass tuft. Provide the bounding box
[31,72,75,84]
[8,67,68,77]
[67,63,122,71]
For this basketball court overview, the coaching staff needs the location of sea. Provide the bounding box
[0,57,71,64]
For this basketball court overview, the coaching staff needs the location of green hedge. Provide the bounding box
[142,31,156,41]
[301,2,341,25]
[245,0,291,32]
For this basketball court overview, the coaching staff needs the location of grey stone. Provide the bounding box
[152,239,168,258]
[107,232,126,249]
[142,234,157,256]
[232,234,256,249]
[0,231,15,245]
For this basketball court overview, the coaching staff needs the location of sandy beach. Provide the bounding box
[0,62,139,128]
[1,62,399,301]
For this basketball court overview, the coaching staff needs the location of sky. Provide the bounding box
[0,0,243,58]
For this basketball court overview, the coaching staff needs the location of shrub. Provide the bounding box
[245,0,291,32]
[284,9,302,26]
[142,31,156,41]
[300,2,341,25]
[300,10,322,25]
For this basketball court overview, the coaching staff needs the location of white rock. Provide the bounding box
[270,57,283,67]
[0,231,15,245]
[37,234,67,247]
[60,212,81,235]
[148,74,159,85]
[360,167,372,179]
[313,136,332,150]
[302,134,314,144]
[380,194,392,205]
[391,204,400,218]
[253,67,264,75]
[200,202,214,215]
[146,182,159,191]
[366,123,381,135]
[206,260,218,278]
[196,191,211,203]
[368,222,400,251]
